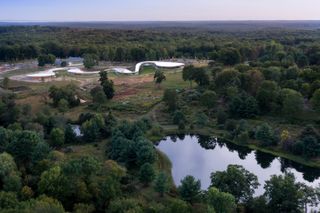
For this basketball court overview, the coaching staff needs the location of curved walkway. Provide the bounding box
[112,61,185,74]
[26,67,100,78]
[25,61,185,78]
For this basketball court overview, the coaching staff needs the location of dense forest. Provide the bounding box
[1,25,320,64]
[0,24,320,213]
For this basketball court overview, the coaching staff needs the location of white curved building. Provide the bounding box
[27,67,100,80]
[113,61,185,74]
[26,61,185,80]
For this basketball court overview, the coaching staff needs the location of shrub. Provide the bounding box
[178,122,186,130]
[255,123,277,146]
[217,109,228,125]
[237,131,249,144]
[225,119,237,132]
[173,110,186,125]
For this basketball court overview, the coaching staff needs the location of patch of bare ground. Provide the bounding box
[112,75,154,86]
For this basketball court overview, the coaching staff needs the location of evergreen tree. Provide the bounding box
[50,128,65,148]
[139,163,155,186]
[154,172,169,197]
[178,175,201,204]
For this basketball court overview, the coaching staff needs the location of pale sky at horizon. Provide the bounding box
[1,0,320,21]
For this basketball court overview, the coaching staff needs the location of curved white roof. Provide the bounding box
[26,61,185,78]
[68,68,100,75]
[112,68,135,74]
[27,68,66,78]
[27,67,99,78]
[113,61,185,74]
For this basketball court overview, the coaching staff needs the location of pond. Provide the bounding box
[71,125,82,137]
[157,135,320,195]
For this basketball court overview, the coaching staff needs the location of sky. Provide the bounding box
[1,0,320,22]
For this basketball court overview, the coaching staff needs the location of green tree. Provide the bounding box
[154,70,166,87]
[73,203,95,213]
[229,93,258,118]
[311,89,320,112]
[81,115,105,142]
[58,99,69,114]
[50,128,65,148]
[173,110,186,125]
[210,165,259,203]
[99,70,109,83]
[246,196,269,213]
[38,54,56,66]
[262,66,282,82]
[99,71,115,100]
[255,123,277,146]
[83,54,99,69]
[0,152,22,192]
[216,109,228,125]
[130,47,146,61]
[218,48,241,65]
[196,112,209,127]
[215,69,241,93]
[38,166,66,199]
[192,68,210,87]
[108,198,143,213]
[281,89,304,119]
[26,195,66,213]
[165,198,191,213]
[31,142,51,163]
[49,84,80,108]
[139,163,155,186]
[0,191,19,210]
[300,184,319,213]
[178,175,201,204]
[114,47,125,62]
[200,91,217,108]
[136,139,157,166]
[154,172,169,197]
[0,127,9,152]
[182,65,195,88]
[300,136,320,158]
[163,89,178,112]
[7,130,42,164]
[264,173,304,213]
[90,86,107,105]
[242,69,265,96]
[207,187,236,213]
[101,80,115,100]
[63,156,101,181]
[296,53,309,67]
[257,80,280,113]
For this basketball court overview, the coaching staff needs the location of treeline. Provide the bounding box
[1,26,320,65]
[163,59,320,159]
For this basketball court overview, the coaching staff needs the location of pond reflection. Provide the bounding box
[157,135,320,195]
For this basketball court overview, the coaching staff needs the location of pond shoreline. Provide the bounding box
[151,127,320,169]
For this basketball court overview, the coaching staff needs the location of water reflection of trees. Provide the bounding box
[222,139,252,160]
[196,135,217,150]
[279,158,320,182]
[255,151,276,169]
[164,135,320,183]
[169,135,178,142]
[169,134,186,142]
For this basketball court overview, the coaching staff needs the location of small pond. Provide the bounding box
[71,125,82,137]
[157,135,320,195]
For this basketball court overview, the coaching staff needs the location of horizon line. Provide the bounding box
[1,19,320,23]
